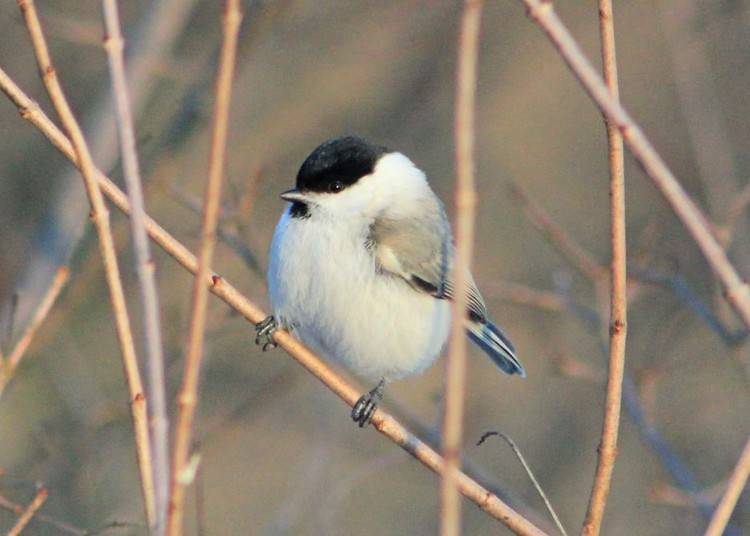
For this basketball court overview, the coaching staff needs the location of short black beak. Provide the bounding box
[280,188,309,203]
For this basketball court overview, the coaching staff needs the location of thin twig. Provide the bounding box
[441,2,482,535]
[167,2,242,534]
[504,186,720,521]
[704,435,750,536]
[101,2,170,532]
[0,67,548,536]
[0,493,84,535]
[485,281,565,312]
[0,266,69,397]
[660,1,750,264]
[477,432,568,536]
[509,181,604,281]
[15,0,155,525]
[519,0,750,330]
[582,2,628,534]
[724,182,750,244]
[6,486,48,536]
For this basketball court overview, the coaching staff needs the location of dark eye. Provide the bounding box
[329,180,344,193]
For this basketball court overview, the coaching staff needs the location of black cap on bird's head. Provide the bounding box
[281,136,389,203]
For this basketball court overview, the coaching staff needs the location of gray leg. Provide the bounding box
[351,378,385,428]
[254,315,278,351]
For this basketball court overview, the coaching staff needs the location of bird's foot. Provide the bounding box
[254,315,278,351]
[351,379,385,428]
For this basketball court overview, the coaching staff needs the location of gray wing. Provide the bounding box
[369,201,489,323]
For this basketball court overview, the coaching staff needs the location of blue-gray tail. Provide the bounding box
[467,321,526,377]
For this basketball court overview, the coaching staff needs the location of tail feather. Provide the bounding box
[466,321,526,377]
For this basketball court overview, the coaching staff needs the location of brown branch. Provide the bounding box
[167,1,242,534]
[0,64,548,536]
[582,2,628,535]
[723,182,750,245]
[441,1,483,534]
[101,1,170,532]
[704,435,750,536]
[509,181,604,281]
[485,281,565,312]
[519,0,750,330]
[0,492,84,535]
[0,266,68,397]
[15,0,155,525]
[6,486,48,536]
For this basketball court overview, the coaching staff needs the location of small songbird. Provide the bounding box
[256,136,525,427]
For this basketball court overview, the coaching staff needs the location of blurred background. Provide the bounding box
[1,0,749,534]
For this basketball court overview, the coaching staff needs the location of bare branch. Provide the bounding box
[478,431,568,536]
[101,1,170,532]
[15,0,155,524]
[0,64,547,536]
[0,492,84,535]
[704,436,750,536]
[582,1,628,534]
[441,1,483,534]
[168,1,242,534]
[7,486,48,536]
[0,266,68,397]
[519,0,750,330]
[509,181,604,281]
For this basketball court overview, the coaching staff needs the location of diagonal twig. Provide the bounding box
[519,0,750,331]
[0,491,84,535]
[704,436,750,536]
[6,486,48,536]
[509,181,604,281]
[582,1,628,534]
[441,1,483,534]
[15,0,155,525]
[0,266,69,397]
[101,1,170,532]
[0,64,548,536]
[167,1,242,534]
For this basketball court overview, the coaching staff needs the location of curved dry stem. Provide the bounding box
[478,432,568,536]
[15,0,156,525]
[0,64,548,536]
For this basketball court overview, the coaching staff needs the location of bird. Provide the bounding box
[256,136,525,427]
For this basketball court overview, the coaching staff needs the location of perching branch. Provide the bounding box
[15,0,156,525]
[167,1,242,535]
[441,1,483,534]
[0,64,548,536]
[518,0,750,330]
[582,1,628,534]
[101,1,170,532]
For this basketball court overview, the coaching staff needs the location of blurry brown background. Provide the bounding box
[1,1,749,534]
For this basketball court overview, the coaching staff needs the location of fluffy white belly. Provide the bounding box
[269,212,450,381]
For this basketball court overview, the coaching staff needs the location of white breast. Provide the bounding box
[268,208,451,381]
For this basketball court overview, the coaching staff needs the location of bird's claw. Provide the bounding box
[254,315,278,351]
[351,379,385,428]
